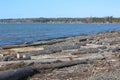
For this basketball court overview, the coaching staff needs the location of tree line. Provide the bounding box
[0,16,120,24]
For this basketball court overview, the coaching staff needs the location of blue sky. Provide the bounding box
[0,0,120,19]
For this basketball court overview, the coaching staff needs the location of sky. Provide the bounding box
[0,0,120,19]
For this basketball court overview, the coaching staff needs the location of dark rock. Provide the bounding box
[76,42,86,46]
[79,38,87,42]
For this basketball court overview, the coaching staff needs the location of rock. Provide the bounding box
[111,46,120,52]
[75,42,86,46]
[79,38,87,42]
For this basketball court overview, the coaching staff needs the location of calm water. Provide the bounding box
[0,24,120,47]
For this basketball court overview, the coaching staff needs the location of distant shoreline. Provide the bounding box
[0,16,120,24]
[0,22,111,24]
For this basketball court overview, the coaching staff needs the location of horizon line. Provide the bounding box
[0,16,120,19]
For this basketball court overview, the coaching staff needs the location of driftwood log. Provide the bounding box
[0,54,105,80]
[2,39,65,49]
[0,67,34,80]
[29,39,66,46]
[0,53,105,66]
[0,47,44,55]
[2,44,28,49]
[0,60,87,80]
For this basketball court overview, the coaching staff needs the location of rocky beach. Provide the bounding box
[0,30,120,80]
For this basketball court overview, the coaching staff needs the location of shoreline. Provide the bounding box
[0,30,120,80]
[1,30,119,48]
[1,23,120,24]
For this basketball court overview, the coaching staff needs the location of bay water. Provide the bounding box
[0,24,120,46]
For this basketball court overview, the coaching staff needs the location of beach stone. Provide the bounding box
[79,38,87,42]
[111,46,120,52]
[75,42,86,46]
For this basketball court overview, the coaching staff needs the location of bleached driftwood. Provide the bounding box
[0,59,87,80]
[0,47,44,54]
[0,53,107,80]
[0,53,105,66]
